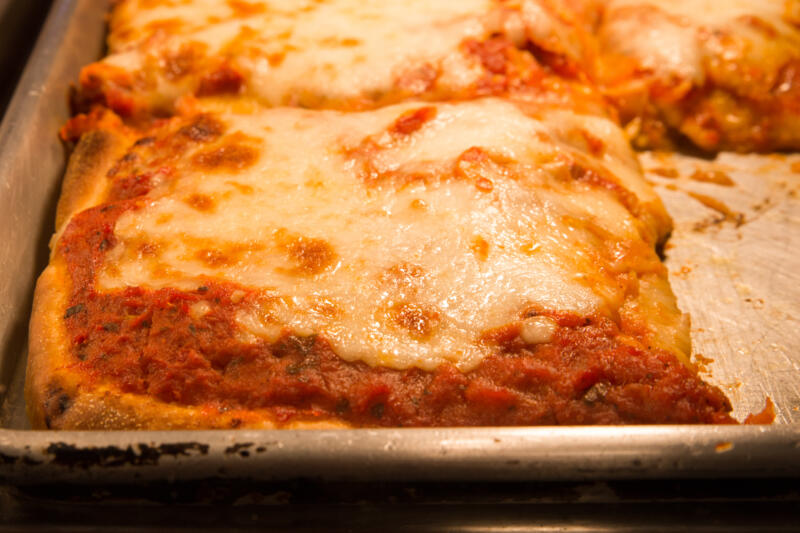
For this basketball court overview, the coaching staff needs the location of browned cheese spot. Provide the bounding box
[277,232,337,275]
[179,114,225,142]
[195,249,232,267]
[390,302,440,340]
[470,235,490,261]
[184,193,217,212]
[196,64,244,96]
[191,142,259,172]
[163,42,207,81]
[194,241,266,267]
[310,298,339,319]
[381,263,425,293]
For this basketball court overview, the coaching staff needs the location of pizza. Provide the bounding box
[29,0,775,430]
[28,96,737,429]
[595,0,800,152]
[79,0,800,154]
[76,0,606,118]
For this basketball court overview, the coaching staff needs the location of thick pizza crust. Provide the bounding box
[27,125,126,428]
[56,131,121,231]
[54,114,141,233]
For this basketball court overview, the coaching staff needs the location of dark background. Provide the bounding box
[0,0,53,122]
[2,477,800,532]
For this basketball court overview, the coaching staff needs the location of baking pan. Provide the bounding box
[0,0,798,485]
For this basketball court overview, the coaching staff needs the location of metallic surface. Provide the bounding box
[0,0,797,485]
[0,0,107,414]
[1,425,799,484]
[641,152,800,423]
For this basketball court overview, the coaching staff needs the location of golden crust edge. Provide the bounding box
[27,120,129,428]
[54,128,132,236]
[26,262,65,429]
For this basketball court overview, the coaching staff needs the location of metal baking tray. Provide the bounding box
[0,0,797,485]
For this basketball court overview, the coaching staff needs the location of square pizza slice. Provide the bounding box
[27,97,734,429]
[596,0,800,152]
[75,0,608,119]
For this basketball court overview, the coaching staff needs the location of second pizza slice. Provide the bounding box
[78,0,606,119]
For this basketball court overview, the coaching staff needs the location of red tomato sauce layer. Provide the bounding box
[57,198,735,427]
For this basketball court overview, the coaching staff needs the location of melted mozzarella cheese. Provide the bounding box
[103,0,589,110]
[98,99,676,371]
[109,0,492,53]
